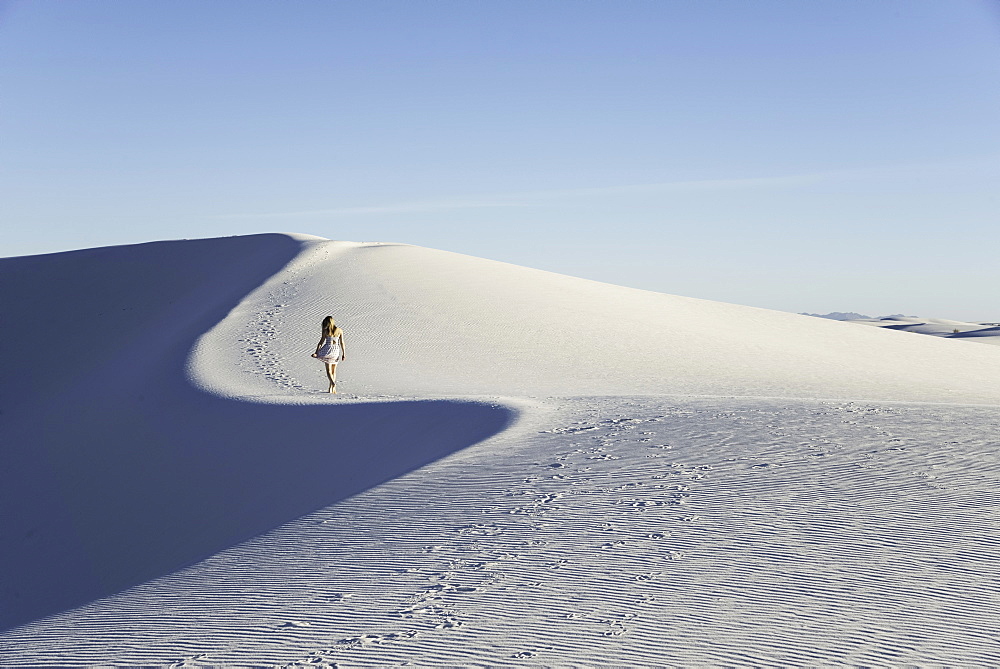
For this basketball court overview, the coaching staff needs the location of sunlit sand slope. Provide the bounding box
[195,238,1000,404]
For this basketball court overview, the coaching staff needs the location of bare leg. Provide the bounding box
[324,363,337,393]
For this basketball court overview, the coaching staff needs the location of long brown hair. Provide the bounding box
[321,316,340,337]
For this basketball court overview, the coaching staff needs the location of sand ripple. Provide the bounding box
[3,397,999,666]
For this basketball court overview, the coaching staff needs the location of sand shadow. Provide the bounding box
[0,236,513,632]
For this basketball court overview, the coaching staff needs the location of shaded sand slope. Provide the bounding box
[196,238,1000,404]
[0,235,511,631]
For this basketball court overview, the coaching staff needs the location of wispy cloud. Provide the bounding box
[212,175,814,220]
[215,199,525,220]
[212,155,1000,219]
[519,173,823,199]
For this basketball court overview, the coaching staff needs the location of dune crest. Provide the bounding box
[192,235,1000,404]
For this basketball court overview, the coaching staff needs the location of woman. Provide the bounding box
[311,316,346,393]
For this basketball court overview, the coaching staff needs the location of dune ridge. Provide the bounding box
[192,236,1000,404]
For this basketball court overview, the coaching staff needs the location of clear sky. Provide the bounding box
[2,0,999,320]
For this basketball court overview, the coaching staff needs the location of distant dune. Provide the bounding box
[803,313,1000,346]
[799,311,873,320]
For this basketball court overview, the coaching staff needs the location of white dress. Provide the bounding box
[315,335,342,364]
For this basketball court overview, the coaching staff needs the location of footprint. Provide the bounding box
[325,593,353,602]
[618,499,671,510]
[336,634,384,646]
[602,623,627,637]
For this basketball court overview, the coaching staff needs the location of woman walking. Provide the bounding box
[311,316,346,393]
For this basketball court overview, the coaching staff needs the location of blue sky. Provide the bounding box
[2,0,999,319]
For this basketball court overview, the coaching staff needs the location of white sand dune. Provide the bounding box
[848,315,1000,345]
[950,324,1000,344]
[2,233,1000,665]
[192,237,1000,403]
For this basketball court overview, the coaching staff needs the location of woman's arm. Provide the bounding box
[339,333,346,361]
[311,335,325,357]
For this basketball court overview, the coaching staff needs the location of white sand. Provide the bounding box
[2,233,999,665]
[847,316,1000,345]
[192,238,1000,403]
